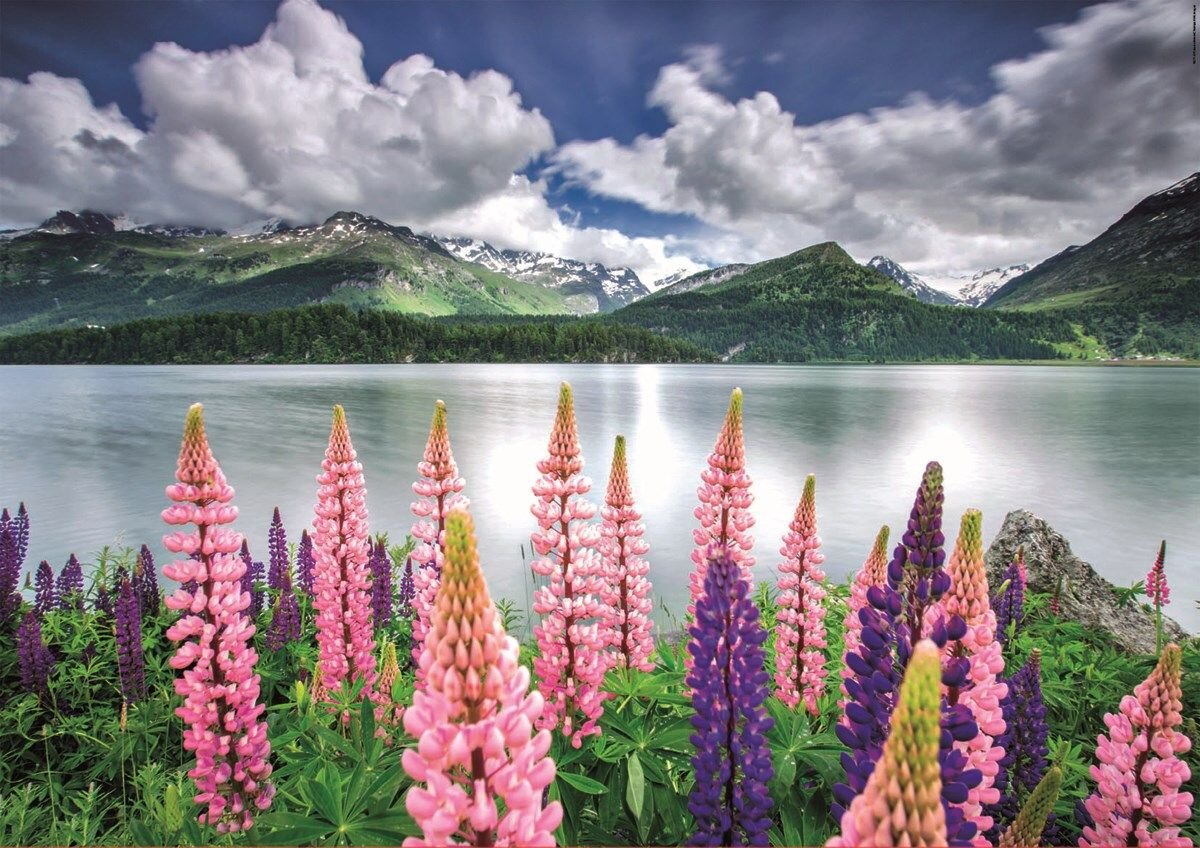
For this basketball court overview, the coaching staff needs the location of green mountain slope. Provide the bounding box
[614,242,1076,362]
[0,211,572,335]
[984,173,1200,357]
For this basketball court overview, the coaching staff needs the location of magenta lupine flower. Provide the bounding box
[161,403,274,831]
[16,610,54,702]
[687,545,774,846]
[531,383,607,747]
[239,540,266,619]
[840,526,889,716]
[597,435,654,672]
[312,405,378,708]
[34,560,56,616]
[267,508,288,592]
[296,529,314,595]
[774,475,829,715]
[397,557,415,618]
[369,539,392,629]
[409,400,468,685]
[1081,643,1193,847]
[55,553,84,610]
[136,544,160,617]
[402,508,563,847]
[265,568,301,652]
[115,577,147,703]
[1146,541,1169,656]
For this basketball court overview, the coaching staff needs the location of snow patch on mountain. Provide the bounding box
[952,265,1033,306]
[866,256,960,306]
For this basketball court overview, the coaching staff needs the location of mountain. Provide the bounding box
[866,256,960,305]
[612,241,1074,362]
[984,172,1200,357]
[954,265,1031,307]
[436,236,649,313]
[0,211,576,335]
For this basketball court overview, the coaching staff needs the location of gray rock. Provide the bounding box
[984,509,1188,655]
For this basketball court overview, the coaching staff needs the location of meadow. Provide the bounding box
[0,385,1194,847]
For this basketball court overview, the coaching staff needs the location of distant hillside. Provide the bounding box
[612,242,1075,362]
[984,173,1200,357]
[0,210,576,335]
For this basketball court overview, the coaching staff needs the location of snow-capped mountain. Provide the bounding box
[437,236,650,312]
[33,210,138,236]
[866,256,960,306]
[650,268,705,291]
[953,265,1032,307]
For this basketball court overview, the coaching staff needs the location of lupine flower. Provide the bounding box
[986,651,1051,841]
[774,474,829,715]
[161,403,274,831]
[369,539,392,629]
[94,584,113,618]
[265,568,301,652]
[375,638,404,727]
[1049,577,1063,618]
[402,508,563,847]
[312,405,378,708]
[941,509,1008,842]
[397,557,415,618]
[1080,643,1193,847]
[296,529,315,595]
[998,766,1062,848]
[688,388,755,621]
[34,560,56,616]
[16,610,54,701]
[687,545,774,846]
[239,540,265,619]
[267,508,288,592]
[530,383,607,747]
[55,553,84,610]
[828,639,947,847]
[993,555,1026,648]
[410,400,468,684]
[0,505,29,626]
[1146,541,1169,657]
[597,435,654,672]
[136,544,160,617]
[115,577,147,703]
[840,525,889,716]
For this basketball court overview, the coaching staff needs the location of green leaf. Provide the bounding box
[626,752,645,822]
[557,771,608,795]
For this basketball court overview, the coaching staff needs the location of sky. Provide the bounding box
[1,0,1195,288]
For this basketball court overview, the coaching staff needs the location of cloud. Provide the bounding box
[0,0,696,282]
[554,0,1198,274]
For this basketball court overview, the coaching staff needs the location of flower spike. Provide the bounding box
[998,766,1062,848]
[774,474,829,714]
[840,525,888,715]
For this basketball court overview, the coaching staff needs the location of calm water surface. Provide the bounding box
[1,364,1197,630]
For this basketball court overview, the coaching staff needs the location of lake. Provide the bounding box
[1,364,1196,631]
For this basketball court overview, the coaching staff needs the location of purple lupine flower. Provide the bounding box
[265,569,301,652]
[267,508,289,592]
[985,651,1052,842]
[0,506,28,626]
[369,539,392,629]
[34,560,56,616]
[296,529,314,595]
[55,553,84,610]
[239,539,265,618]
[115,578,147,703]
[94,582,113,618]
[16,610,54,701]
[135,544,160,617]
[992,560,1025,647]
[686,545,774,847]
[397,557,415,618]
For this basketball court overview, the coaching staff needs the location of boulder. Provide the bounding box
[984,509,1188,655]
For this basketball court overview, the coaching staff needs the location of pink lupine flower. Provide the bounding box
[161,404,274,832]
[840,525,889,716]
[1081,643,1193,848]
[311,405,378,711]
[403,508,563,847]
[774,475,829,714]
[410,400,468,687]
[941,509,1008,844]
[598,435,654,672]
[689,388,755,622]
[530,383,607,747]
[1145,541,1169,606]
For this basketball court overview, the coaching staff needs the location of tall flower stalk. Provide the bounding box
[993,553,1026,648]
[1145,541,1168,657]
[136,544,160,617]
[998,766,1062,848]
[0,504,29,627]
[265,568,301,652]
[985,651,1051,842]
[687,545,774,846]
[597,435,654,672]
[267,508,288,592]
[296,529,314,595]
[116,577,147,703]
[161,404,273,831]
[34,560,56,616]
[530,383,606,746]
[239,540,265,619]
[828,639,947,847]
[774,474,829,714]
[402,508,563,846]
[16,610,54,703]
[55,553,83,610]
[312,405,378,708]
[369,539,392,630]
[410,400,467,684]
[1080,643,1193,847]
[840,526,889,715]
